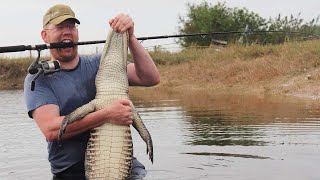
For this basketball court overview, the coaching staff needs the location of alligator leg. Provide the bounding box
[130,102,154,163]
[59,100,96,140]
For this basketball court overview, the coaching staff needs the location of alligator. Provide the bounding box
[58,29,153,179]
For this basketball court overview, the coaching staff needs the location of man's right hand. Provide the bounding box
[103,99,134,126]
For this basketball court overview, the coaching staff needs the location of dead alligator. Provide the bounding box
[58,29,153,179]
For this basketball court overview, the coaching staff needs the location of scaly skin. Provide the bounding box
[59,30,153,180]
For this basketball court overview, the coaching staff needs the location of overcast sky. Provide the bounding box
[0,0,319,57]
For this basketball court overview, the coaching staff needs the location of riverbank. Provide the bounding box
[1,40,320,100]
[148,40,320,101]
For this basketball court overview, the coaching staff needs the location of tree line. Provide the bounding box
[177,2,320,47]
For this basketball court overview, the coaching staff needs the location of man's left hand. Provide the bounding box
[109,13,134,37]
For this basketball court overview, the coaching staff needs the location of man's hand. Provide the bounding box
[104,99,133,126]
[109,13,134,37]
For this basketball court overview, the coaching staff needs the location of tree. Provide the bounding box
[177,2,267,47]
[177,1,320,46]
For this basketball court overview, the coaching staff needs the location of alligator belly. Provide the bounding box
[85,123,133,179]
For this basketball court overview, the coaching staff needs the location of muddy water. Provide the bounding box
[1,90,320,180]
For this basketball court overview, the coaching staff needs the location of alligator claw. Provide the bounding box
[147,139,154,163]
[58,117,69,140]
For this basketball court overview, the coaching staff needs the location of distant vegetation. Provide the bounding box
[0,57,32,90]
[177,2,320,46]
[2,39,320,95]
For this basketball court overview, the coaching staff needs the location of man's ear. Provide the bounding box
[41,30,48,43]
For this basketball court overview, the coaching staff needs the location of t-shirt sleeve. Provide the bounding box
[24,74,58,118]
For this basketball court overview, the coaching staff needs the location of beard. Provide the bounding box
[52,46,78,62]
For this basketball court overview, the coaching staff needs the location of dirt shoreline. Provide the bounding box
[131,66,320,102]
[2,67,320,102]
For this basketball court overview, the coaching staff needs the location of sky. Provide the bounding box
[0,0,319,57]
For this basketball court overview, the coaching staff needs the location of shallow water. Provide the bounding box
[0,90,320,179]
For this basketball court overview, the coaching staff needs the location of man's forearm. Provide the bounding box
[38,109,106,142]
[128,35,160,86]
[58,110,105,140]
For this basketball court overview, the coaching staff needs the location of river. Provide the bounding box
[0,89,319,180]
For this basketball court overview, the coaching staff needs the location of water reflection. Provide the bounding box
[131,89,320,148]
[1,89,320,180]
[184,110,269,146]
[130,88,320,179]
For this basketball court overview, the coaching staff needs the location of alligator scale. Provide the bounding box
[59,29,153,179]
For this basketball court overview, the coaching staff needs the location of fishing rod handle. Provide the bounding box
[0,45,29,53]
[0,43,71,53]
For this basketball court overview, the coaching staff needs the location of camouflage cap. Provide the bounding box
[43,4,80,27]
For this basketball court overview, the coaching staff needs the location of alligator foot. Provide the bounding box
[58,117,69,140]
[147,138,154,163]
[57,101,96,140]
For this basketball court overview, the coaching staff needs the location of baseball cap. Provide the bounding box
[43,4,80,27]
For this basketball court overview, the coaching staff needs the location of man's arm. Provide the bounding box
[109,14,160,87]
[32,99,134,141]
[127,34,160,86]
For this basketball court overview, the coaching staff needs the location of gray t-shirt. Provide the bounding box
[24,54,100,173]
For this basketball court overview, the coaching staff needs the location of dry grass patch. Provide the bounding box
[156,40,320,96]
[0,57,32,89]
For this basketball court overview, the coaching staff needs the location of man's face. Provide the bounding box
[42,19,79,62]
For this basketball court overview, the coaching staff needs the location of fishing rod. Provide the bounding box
[0,30,300,54]
[1,30,299,91]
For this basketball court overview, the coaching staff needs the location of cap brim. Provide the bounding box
[50,15,80,25]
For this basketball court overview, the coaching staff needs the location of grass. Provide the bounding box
[0,57,32,90]
[151,40,320,98]
[1,40,320,99]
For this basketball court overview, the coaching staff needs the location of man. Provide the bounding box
[24,4,160,180]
